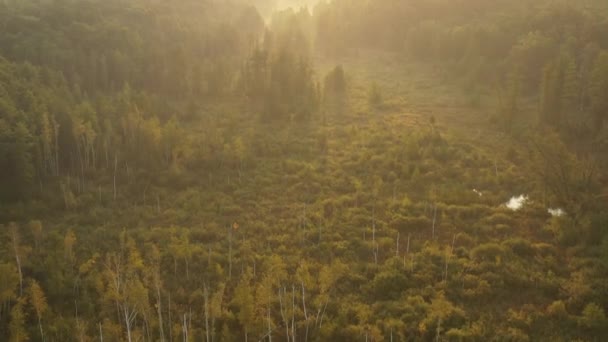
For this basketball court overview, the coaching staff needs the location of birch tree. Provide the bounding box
[28,280,48,341]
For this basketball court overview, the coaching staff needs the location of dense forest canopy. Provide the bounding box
[0,0,608,341]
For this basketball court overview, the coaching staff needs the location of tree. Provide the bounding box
[509,31,555,89]
[539,61,560,125]
[39,111,56,177]
[579,303,607,333]
[498,68,522,132]
[255,276,274,342]
[233,268,255,342]
[420,292,465,341]
[28,280,48,341]
[168,229,193,280]
[0,121,34,200]
[590,52,608,127]
[28,220,43,249]
[147,244,165,342]
[9,223,25,296]
[561,55,579,120]
[9,298,28,342]
[324,65,347,113]
[64,229,77,263]
[243,36,318,122]
[540,54,579,128]
[103,251,149,342]
[0,263,19,320]
[530,131,598,236]
[210,283,226,342]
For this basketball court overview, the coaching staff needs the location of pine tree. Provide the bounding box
[540,54,580,129]
[500,68,522,131]
[540,61,560,125]
[590,52,608,127]
[561,55,579,117]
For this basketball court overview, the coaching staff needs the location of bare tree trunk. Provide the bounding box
[267,293,272,342]
[185,257,189,280]
[173,257,177,277]
[411,254,415,273]
[444,249,449,282]
[37,315,44,342]
[169,294,173,342]
[182,314,188,342]
[372,208,376,243]
[54,119,60,176]
[124,306,133,342]
[113,155,118,201]
[373,242,378,265]
[279,288,289,342]
[104,141,109,170]
[144,313,152,342]
[204,285,210,342]
[395,232,400,257]
[431,204,437,239]
[435,318,442,342]
[228,227,232,279]
[318,300,329,329]
[156,277,165,342]
[92,142,97,171]
[291,285,296,342]
[302,283,309,342]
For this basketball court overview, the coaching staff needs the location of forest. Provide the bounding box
[0,0,608,341]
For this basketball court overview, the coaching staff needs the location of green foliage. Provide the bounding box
[580,303,607,332]
[0,263,19,305]
[0,120,34,201]
[9,298,28,342]
[471,243,504,262]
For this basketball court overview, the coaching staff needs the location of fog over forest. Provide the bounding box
[1,0,608,341]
